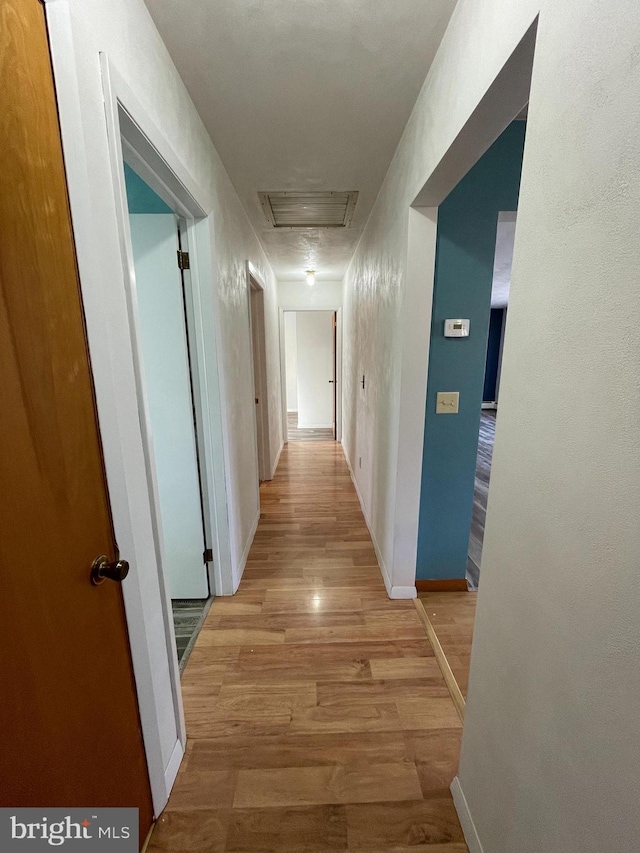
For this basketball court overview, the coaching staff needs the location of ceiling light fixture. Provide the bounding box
[305,270,315,287]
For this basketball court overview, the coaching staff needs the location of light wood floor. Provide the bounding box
[149,441,468,852]
[417,593,477,698]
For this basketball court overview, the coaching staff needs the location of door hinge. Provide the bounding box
[203,548,213,563]
[177,250,190,270]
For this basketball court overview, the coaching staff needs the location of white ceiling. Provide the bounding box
[144,0,458,281]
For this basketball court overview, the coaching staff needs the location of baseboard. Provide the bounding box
[342,445,402,598]
[271,439,284,479]
[233,509,260,592]
[481,401,497,410]
[416,578,468,592]
[163,738,185,801]
[390,585,417,599]
[450,777,484,853]
[297,422,333,429]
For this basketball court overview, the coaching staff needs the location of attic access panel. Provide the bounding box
[258,190,358,229]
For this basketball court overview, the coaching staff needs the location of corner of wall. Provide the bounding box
[342,441,399,597]
[271,438,284,480]
[450,777,484,853]
[232,506,260,594]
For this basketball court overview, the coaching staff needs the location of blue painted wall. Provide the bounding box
[483,308,505,402]
[416,122,526,580]
[123,163,173,214]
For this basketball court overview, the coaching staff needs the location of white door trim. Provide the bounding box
[246,262,273,482]
[44,3,233,815]
[279,307,343,443]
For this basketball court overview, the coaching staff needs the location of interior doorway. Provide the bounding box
[467,212,515,588]
[123,162,214,667]
[283,310,337,441]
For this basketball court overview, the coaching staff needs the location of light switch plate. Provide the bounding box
[436,391,459,414]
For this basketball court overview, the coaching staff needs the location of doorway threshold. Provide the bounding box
[171,596,214,672]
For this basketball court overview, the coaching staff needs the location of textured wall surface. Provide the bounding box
[342,0,539,587]
[343,0,640,848]
[63,0,282,581]
[416,122,524,581]
[283,312,298,411]
[458,0,640,850]
[278,279,343,310]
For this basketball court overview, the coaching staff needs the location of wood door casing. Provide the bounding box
[0,0,153,841]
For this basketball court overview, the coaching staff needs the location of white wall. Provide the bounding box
[342,0,640,849]
[295,312,334,429]
[54,0,281,591]
[129,213,208,600]
[342,0,539,595]
[278,279,343,310]
[456,2,640,851]
[283,312,298,411]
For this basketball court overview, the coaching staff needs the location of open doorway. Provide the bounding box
[282,310,337,441]
[122,162,214,668]
[467,212,515,588]
[416,117,528,593]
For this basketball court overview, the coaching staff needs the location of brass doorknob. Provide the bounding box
[91,555,130,585]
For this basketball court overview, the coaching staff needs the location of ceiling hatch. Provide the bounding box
[258,190,358,229]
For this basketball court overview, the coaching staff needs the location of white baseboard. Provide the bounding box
[390,585,417,599]
[163,738,185,805]
[481,402,497,410]
[271,439,284,479]
[233,508,260,592]
[451,777,484,853]
[342,445,399,597]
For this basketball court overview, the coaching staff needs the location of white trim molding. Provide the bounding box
[246,261,273,484]
[451,777,485,853]
[45,5,233,814]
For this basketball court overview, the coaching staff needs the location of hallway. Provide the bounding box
[149,441,467,852]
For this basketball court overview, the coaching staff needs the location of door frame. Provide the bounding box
[279,307,343,444]
[45,8,234,815]
[246,262,272,482]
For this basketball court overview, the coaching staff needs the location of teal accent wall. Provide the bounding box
[123,162,173,214]
[416,122,526,580]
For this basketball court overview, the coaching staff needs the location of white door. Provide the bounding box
[296,311,334,428]
[129,213,208,599]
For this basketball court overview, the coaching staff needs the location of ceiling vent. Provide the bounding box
[258,190,358,229]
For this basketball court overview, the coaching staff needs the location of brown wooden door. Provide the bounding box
[0,0,153,843]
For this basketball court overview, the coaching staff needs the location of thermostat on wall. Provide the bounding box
[444,319,470,337]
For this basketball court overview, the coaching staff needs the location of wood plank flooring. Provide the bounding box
[149,441,468,852]
[416,593,477,698]
[467,411,496,589]
[287,411,335,442]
